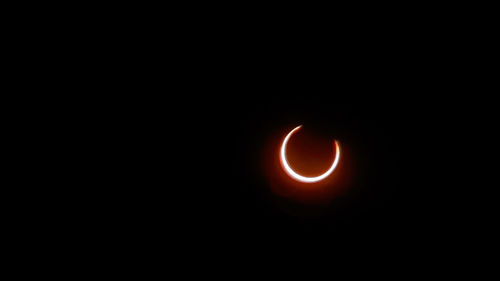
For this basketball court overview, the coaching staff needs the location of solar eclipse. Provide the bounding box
[280,125,341,183]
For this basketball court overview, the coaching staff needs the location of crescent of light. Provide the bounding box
[280,125,340,183]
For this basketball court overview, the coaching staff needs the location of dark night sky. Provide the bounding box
[107,80,467,250]
[52,17,492,257]
[12,5,496,274]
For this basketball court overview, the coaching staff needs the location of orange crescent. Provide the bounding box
[280,125,340,183]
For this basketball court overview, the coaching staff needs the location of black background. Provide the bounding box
[3,4,497,277]
[86,69,475,253]
[24,10,494,264]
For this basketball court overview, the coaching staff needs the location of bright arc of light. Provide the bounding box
[280,125,340,183]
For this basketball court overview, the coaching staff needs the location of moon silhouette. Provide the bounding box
[280,125,340,183]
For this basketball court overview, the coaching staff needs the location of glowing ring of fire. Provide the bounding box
[280,125,340,183]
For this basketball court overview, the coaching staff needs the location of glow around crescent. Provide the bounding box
[280,125,340,183]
